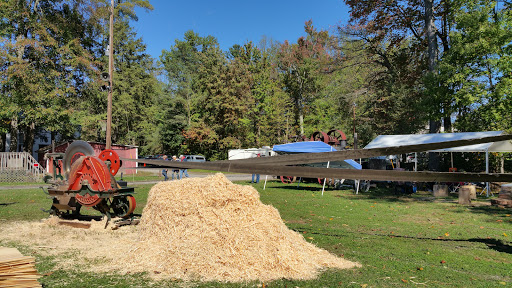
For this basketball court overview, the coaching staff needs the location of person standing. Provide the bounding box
[171,155,180,180]
[179,155,190,179]
[251,154,261,183]
[161,155,169,181]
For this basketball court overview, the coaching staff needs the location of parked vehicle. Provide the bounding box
[182,155,206,162]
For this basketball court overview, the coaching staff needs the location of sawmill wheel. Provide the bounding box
[327,129,347,142]
[280,176,296,184]
[110,195,136,218]
[311,131,329,143]
[98,149,121,176]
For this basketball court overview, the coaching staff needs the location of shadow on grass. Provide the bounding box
[466,205,512,216]
[276,185,355,192]
[291,226,512,254]
[0,202,17,206]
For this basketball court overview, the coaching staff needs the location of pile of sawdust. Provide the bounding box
[115,173,359,282]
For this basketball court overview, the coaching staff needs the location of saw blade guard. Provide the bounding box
[63,141,95,179]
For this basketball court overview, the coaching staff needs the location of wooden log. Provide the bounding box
[500,184,512,200]
[459,186,472,205]
[57,220,91,229]
[501,183,512,193]
[433,184,449,197]
[461,185,477,199]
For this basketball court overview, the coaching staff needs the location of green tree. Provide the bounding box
[186,44,254,160]
[278,21,332,137]
[159,31,219,155]
[0,0,97,152]
[437,0,512,133]
[73,1,156,152]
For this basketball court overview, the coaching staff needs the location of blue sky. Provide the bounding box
[132,0,351,60]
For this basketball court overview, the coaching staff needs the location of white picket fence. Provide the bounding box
[0,152,44,182]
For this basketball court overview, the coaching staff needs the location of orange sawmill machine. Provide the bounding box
[43,141,136,221]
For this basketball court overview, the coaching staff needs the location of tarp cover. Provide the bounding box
[364,131,512,153]
[273,141,336,153]
[272,141,362,169]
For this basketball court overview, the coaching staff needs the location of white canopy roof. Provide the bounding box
[364,131,512,153]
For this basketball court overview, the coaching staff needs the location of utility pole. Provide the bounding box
[353,103,357,150]
[106,0,114,149]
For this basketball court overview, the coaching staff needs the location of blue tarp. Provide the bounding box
[273,141,335,153]
[272,141,362,170]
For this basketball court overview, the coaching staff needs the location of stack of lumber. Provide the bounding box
[0,247,41,288]
[491,184,512,208]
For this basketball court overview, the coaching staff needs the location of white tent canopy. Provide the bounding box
[364,131,512,197]
[364,131,512,153]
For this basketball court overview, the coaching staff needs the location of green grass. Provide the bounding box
[115,169,226,182]
[1,180,511,287]
[0,181,43,186]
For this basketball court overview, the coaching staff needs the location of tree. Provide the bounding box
[186,44,254,160]
[0,0,153,152]
[161,31,218,128]
[438,0,512,133]
[0,0,97,152]
[229,41,291,146]
[278,20,332,137]
[159,31,220,155]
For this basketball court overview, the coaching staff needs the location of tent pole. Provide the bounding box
[415,152,417,171]
[321,161,330,196]
[322,145,334,196]
[263,175,268,190]
[486,149,489,197]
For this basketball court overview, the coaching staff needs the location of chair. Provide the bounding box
[448,168,462,193]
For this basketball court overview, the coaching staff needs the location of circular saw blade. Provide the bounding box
[63,140,95,179]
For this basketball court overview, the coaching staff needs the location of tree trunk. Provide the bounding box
[425,0,440,172]
[443,116,452,132]
[24,122,36,153]
[299,113,304,136]
[425,0,437,72]
[9,116,18,152]
[0,133,5,152]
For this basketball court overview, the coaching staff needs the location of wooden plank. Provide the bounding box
[0,247,23,262]
[124,158,512,183]
[220,134,512,165]
[0,247,41,288]
[124,134,512,183]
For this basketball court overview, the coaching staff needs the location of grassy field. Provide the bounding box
[0,179,511,287]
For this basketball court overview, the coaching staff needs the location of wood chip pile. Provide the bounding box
[122,173,359,282]
[0,247,41,288]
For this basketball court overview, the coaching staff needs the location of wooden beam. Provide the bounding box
[124,159,512,183]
